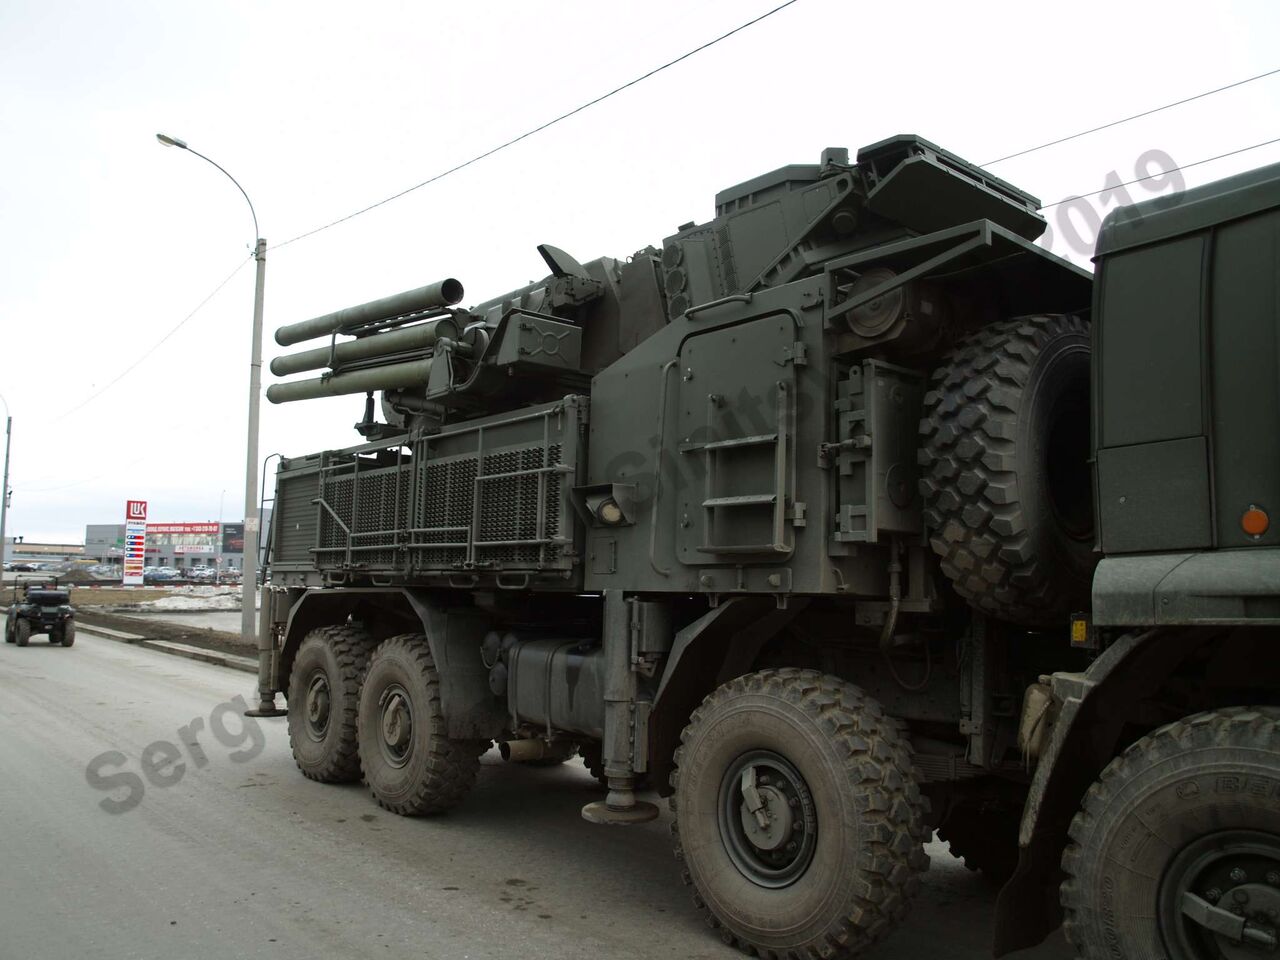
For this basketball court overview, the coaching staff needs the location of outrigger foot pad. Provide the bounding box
[581,799,660,825]
[245,699,289,718]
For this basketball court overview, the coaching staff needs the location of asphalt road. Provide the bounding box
[0,633,1072,960]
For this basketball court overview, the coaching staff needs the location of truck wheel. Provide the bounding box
[580,744,606,785]
[671,669,929,959]
[358,634,483,815]
[15,620,29,647]
[919,314,1094,627]
[937,804,1020,884]
[1062,708,1280,959]
[61,623,76,647]
[287,624,375,783]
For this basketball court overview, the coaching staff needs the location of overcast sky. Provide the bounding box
[2,0,1278,543]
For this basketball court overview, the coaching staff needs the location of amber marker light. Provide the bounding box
[1242,505,1270,538]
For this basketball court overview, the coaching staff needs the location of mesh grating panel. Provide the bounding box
[414,456,477,566]
[303,400,580,578]
[475,444,562,564]
[319,471,354,556]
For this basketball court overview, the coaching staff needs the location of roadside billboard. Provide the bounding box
[222,522,245,553]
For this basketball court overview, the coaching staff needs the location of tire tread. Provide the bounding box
[918,313,1089,626]
[288,623,376,783]
[361,634,482,816]
[670,668,930,960]
[1060,706,1280,956]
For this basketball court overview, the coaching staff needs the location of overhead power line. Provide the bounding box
[1040,135,1280,210]
[271,0,801,251]
[985,66,1280,166]
[44,2,800,426]
[52,257,251,423]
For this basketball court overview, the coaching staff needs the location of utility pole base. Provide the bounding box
[581,800,660,825]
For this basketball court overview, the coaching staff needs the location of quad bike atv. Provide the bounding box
[5,580,76,647]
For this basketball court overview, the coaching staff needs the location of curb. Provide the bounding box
[76,624,258,674]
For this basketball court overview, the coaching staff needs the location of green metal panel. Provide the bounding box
[271,462,321,572]
[832,361,924,544]
[1096,159,1280,258]
[1209,209,1280,548]
[1097,236,1205,448]
[1090,553,1192,624]
[1092,549,1280,625]
[675,313,799,564]
[1096,437,1212,554]
[490,312,583,371]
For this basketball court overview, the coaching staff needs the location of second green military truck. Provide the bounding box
[254,136,1280,960]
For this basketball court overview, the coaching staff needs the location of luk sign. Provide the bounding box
[123,500,147,585]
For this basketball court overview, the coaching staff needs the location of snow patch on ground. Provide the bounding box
[135,586,244,612]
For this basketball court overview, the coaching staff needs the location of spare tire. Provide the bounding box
[919,314,1095,627]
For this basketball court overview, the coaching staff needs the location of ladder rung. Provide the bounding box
[703,494,776,508]
[702,433,778,451]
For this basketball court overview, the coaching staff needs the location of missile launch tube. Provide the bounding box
[274,278,464,346]
[266,358,434,404]
[269,316,460,377]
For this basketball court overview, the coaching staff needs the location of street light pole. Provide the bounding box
[157,133,285,717]
[0,395,11,571]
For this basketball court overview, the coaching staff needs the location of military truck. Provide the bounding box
[5,579,76,647]
[254,136,1279,959]
[992,160,1280,958]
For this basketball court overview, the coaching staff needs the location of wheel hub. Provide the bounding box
[739,783,793,851]
[378,685,414,768]
[1160,830,1280,958]
[719,750,817,889]
[303,673,331,741]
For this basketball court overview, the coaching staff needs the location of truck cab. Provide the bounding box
[997,160,1280,958]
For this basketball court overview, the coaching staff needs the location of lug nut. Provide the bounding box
[1231,868,1249,884]
[1205,888,1223,903]
[1267,872,1280,887]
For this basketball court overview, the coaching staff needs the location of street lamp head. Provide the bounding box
[156,133,188,149]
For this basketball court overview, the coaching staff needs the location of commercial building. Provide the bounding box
[3,538,84,564]
[82,513,269,571]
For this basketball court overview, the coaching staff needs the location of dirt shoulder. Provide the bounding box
[75,608,252,658]
[67,586,253,658]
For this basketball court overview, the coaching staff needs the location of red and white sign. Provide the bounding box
[123,500,148,585]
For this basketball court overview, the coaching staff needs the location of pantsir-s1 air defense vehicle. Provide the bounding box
[256,135,1280,959]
